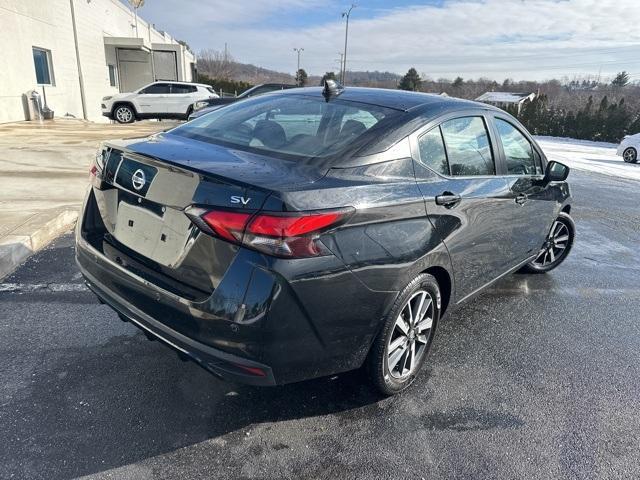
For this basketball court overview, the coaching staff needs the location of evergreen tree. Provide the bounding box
[398,68,422,91]
[452,76,464,88]
[628,115,640,135]
[599,96,609,111]
[611,71,630,87]
[295,68,308,87]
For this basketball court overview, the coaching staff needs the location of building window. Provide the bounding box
[108,64,117,87]
[32,47,54,86]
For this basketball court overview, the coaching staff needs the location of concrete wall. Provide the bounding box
[0,0,195,123]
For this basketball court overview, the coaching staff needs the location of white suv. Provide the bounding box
[102,82,218,123]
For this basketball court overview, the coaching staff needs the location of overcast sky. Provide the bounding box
[133,0,639,82]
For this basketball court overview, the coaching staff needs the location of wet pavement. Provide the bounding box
[1,169,639,479]
[0,119,175,240]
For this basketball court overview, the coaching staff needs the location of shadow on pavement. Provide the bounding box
[1,327,383,479]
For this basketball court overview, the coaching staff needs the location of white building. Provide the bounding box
[0,0,196,123]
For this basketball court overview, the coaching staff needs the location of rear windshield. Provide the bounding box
[170,94,400,159]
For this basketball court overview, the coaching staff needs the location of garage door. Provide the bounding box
[118,49,153,93]
[153,51,178,82]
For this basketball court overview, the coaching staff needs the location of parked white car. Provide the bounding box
[102,82,218,123]
[617,134,640,163]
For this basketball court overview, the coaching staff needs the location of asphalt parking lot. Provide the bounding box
[1,168,639,480]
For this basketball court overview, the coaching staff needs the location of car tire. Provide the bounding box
[113,105,135,124]
[367,273,440,396]
[520,212,575,274]
[185,106,193,120]
[623,147,638,163]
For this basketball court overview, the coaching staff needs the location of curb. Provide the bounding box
[0,208,78,280]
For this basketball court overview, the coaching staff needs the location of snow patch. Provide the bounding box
[535,136,640,182]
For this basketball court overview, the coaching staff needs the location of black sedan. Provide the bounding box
[78,83,573,395]
[188,83,297,120]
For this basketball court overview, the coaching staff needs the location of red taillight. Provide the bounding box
[248,212,343,237]
[90,148,106,179]
[200,208,352,258]
[202,211,251,242]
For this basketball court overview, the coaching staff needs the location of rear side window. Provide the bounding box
[170,95,399,159]
[417,127,449,176]
[440,117,495,176]
[495,118,543,175]
[172,84,197,94]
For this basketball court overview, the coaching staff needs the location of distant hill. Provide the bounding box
[230,62,296,85]
[308,70,401,88]
[197,56,400,88]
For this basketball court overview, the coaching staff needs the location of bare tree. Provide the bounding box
[198,49,237,80]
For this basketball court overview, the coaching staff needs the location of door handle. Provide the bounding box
[515,193,528,205]
[435,192,461,208]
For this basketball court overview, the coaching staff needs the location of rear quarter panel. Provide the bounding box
[273,155,454,307]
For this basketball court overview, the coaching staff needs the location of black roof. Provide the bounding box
[284,86,496,112]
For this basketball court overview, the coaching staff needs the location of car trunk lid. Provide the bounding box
[87,133,325,296]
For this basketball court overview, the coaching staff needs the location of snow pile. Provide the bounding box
[535,136,640,182]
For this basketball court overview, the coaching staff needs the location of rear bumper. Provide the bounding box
[75,186,395,385]
[76,237,276,386]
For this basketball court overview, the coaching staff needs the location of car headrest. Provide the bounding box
[252,120,287,149]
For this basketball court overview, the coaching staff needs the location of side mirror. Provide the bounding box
[543,161,569,183]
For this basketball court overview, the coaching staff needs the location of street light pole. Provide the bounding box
[129,0,145,38]
[293,47,304,74]
[341,4,356,84]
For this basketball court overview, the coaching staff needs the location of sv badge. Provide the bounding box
[230,196,251,205]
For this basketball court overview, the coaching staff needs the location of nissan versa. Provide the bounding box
[76,83,574,395]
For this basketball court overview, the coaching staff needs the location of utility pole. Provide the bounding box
[69,0,87,120]
[294,47,304,74]
[336,53,344,80]
[341,4,356,84]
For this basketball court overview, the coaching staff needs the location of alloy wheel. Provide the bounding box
[623,147,637,163]
[532,219,570,267]
[115,107,133,123]
[386,290,434,379]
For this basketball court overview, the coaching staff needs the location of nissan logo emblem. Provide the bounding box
[131,169,146,191]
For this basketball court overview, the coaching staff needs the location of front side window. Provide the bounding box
[32,47,54,85]
[495,118,542,175]
[440,117,495,176]
[171,95,399,159]
[141,83,171,94]
[417,127,449,176]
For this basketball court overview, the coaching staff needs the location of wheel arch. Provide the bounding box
[421,265,452,316]
[111,101,137,116]
[561,204,571,215]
